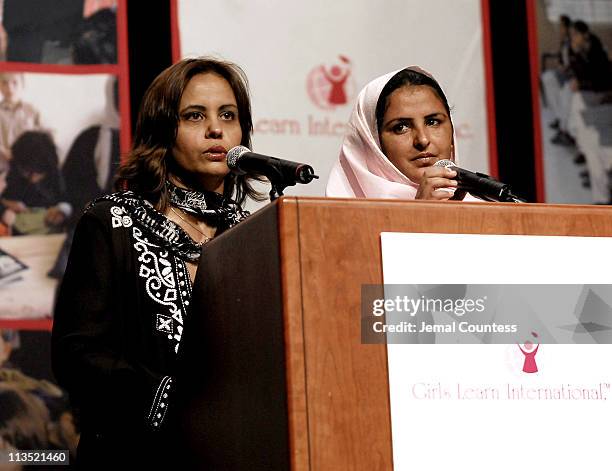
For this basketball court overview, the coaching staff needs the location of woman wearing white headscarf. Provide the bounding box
[326,66,475,201]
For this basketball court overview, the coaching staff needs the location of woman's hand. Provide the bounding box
[415,167,458,200]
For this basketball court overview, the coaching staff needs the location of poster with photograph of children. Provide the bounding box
[535,0,612,204]
[0,72,121,319]
[0,326,78,459]
[0,0,118,65]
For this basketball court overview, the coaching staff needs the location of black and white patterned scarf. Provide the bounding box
[166,180,250,231]
[94,186,249,262]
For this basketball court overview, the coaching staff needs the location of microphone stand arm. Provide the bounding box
[255,166,294,201]
[269,182,286,201]
[236,161,319,202]
[461,185,526,203]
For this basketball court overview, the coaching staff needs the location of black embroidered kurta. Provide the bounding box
[52,194,194,465]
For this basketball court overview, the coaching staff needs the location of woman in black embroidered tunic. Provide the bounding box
[51,57,263,468]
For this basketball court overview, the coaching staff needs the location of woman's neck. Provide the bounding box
[168,174,224,195]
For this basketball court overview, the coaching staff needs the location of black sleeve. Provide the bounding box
[51,208,173,433]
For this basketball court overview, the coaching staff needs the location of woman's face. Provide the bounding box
[171,72,242,193]
[379,85,453,183]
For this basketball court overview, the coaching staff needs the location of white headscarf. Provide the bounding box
[326,66,459,199]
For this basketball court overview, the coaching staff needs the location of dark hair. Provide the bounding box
[572,20,589,34]
[11,131,59,175]
[375,68,452,135]
[117,57,264,209]
[560,15,571,28]
[72,8,117,64]
[4,131,64,208]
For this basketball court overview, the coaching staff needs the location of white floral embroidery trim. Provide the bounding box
[110,206,133,228]
[132,226,185,353]
[148,375,173,429]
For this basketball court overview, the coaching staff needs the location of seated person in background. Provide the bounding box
[0,72,41,163]
[558,15,573,74]
[551,20,612,146]
[0,383,51,451]
[541,15,574,129]
[569,20,612,93]
[72,7,117,64]
[0,158,16,236]
[327,66,475,200]
[1,131,71,235]
[0,328,78,458]
[2,0,83,64]
[541,14,573,75]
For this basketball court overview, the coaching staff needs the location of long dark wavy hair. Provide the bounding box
[117,57,264,210]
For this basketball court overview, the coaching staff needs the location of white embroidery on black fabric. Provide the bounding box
[156,314,173,333]
[132,226,185,353]
[110,206,133,228]
[173,256,192,349]
[148,375,172,429]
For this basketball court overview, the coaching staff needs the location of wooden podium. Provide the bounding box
[175,197,612,470]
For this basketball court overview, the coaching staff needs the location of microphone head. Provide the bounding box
[432,159,460,198]
[433,159,456,169]
[226,145,251,169]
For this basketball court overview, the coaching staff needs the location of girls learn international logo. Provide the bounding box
[518,332,540,373]
[306,55,356,110]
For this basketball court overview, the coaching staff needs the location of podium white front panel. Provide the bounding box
[381,233,612,470]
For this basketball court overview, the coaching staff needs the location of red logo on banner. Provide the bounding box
[518,332,540,374]
[306,55,356,110]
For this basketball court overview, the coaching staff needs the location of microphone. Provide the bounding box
[433,159,525,203]
[226,146,319,185]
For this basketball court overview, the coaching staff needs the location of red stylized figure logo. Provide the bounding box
[306,55,355,110]
[518,332,540,374]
